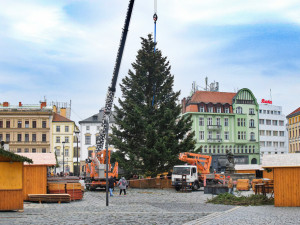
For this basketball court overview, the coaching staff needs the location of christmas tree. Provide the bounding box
[111,34,196,177]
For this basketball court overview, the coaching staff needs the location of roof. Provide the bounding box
[52,113,73,122]
[189,91,236,105]
[262,154,300,168]
[287,107,300,118]
[235,164,262,171]
[79,110,116,124]
[0,148,33,163]
[16,153,56,166]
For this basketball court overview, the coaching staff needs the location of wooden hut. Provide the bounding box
[0,148,32,211]
[262,154,300,207]
[235,164,262,175]
[17,153,56,201]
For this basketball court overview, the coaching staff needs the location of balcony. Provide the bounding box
[207,125,222,130]
[207,138,222,143]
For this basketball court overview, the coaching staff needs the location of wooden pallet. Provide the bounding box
[28,194,71,204]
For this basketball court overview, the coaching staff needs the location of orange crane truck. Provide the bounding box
[85,150,118,191]
[171,152,225,191]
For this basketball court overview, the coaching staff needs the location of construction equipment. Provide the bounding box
[172,152,225,191]
[85,150,118,191]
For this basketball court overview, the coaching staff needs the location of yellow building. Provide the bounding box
[52,113,75,174]
[287,107,300,153]
[0,101,52,153]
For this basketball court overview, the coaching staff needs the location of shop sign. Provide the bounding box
[261,99,272,104]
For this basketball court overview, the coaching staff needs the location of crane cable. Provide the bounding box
[152,0,158,106]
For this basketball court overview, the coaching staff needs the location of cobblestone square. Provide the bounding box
[0,188,300,225]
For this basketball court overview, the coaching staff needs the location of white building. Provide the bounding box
[79,110,116,174]
[259,103,288,155]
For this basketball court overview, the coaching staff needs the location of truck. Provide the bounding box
[85,150,118,191]
[172,152,225,191]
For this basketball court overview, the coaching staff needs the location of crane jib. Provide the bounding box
[96,0,135,152]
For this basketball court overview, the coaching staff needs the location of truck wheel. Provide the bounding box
[192,182,199,191]
[175,186,181,191]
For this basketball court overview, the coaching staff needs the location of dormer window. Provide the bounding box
[217,107,221,113]
[225,107,229,113]
[208,107,213,113]
[199,106,204,112]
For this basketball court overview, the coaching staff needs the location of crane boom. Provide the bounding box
[96,0,135,151]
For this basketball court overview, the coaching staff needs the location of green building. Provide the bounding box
[182,88,260,172]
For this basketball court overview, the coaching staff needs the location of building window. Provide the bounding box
[65,126,69,132]
[208,107,213,113]
[207,118,212,126]
[32,148,36,153]
[25,134,29,142]
[249,108,255,115]
[217,107,221,113]
[216,131,221,139]
[18,134,22,142]
[250,132,255,140]
[199,106,204,112]
[267,141,272,147]
[267,110,270,114]
[6,121,10,128]
[65,149,69,157]
[279,120,284,126]
[266,130,272,136]
[208,131,212,139]
[42,148,46,153]
[0,121,2,128]
[25,121,29,128]
[86,126,90,131]
[56,136,60,143]
[273,131,278,136]
[224,131,229,140]
[260,141,265,147]
[216,118,221,126]
[265,119,270,125]
[236,107,242,114]
[259,119,264,125]
[238,131,241,140]
[17,148,21,153]
[18,121,22,128]
[259,130,265,136]
[32,134,36,142]
[242,119,246,127]
[242,132,246,140]
[0,134,2,141]
[199,131,204,140]
[85,136,91,145]
[224,118,228,126]
[65,136,69,143]
[237,118,241,127]
[56,126,60,132]
[279,131,284,136]
[42,134,47,142]
[249,119,255,128]
[199,117,204,126]
[274,142,278,147]
[225,107,229,113]
[280,142,284,147]
[6,134,10,142]
[42,121,47,128]
[32,121,37,128]
[272,120,278,126]
[24,148,29,153]
[259,110,262,113]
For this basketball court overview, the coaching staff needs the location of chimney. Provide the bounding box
[19,102,22,107]
[40,102,46,109]
[53,105,57,113]
[60,108,66,118]
[3,102,9,107]
[182,98,186,114]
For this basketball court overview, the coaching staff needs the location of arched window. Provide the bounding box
[250,132,255,141]
[236,107,243,114]
[209,145,212,154]
[249,119,255,128]
[213,146,216,154]
[251,158,257,164]
[217,145,220,154]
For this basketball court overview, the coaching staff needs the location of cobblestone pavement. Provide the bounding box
[0,189,299,225]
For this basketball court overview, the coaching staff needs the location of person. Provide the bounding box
[118,177,127,196]
[227,176,234,194]
[108,176,116,197]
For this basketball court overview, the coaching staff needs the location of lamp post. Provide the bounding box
[62,141,65,175]
[75,130,80,177]
[105,111,110,207]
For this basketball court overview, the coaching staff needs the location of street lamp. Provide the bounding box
[62,141,65,175]
[75,130,80,177]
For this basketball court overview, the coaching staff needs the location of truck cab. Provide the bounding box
[171,165,200,191]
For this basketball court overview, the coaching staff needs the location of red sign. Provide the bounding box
[261,99,272,104]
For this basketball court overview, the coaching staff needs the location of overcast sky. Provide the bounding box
[1,0,299,123]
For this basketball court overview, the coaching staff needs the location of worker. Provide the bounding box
[227,176,234,194]
[108,176,116,197]
[118,177,128,196]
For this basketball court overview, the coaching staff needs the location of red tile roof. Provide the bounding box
[52,113,73,122]
[287,107,300,118]
[190,91,236,105]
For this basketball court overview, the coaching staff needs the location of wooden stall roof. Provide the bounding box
[262,154,300,168]
[0,148,32,163]
[16,153,56,166]
[235,164,262,171]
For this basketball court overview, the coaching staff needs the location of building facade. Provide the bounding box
[286,107,300,153]
[79,109,116,175]
[0,101,52,153]
[52,113,75,174]
[259,103,288,154]
[182,88,260,172]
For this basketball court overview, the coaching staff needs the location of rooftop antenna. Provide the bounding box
[270,89,272,102]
